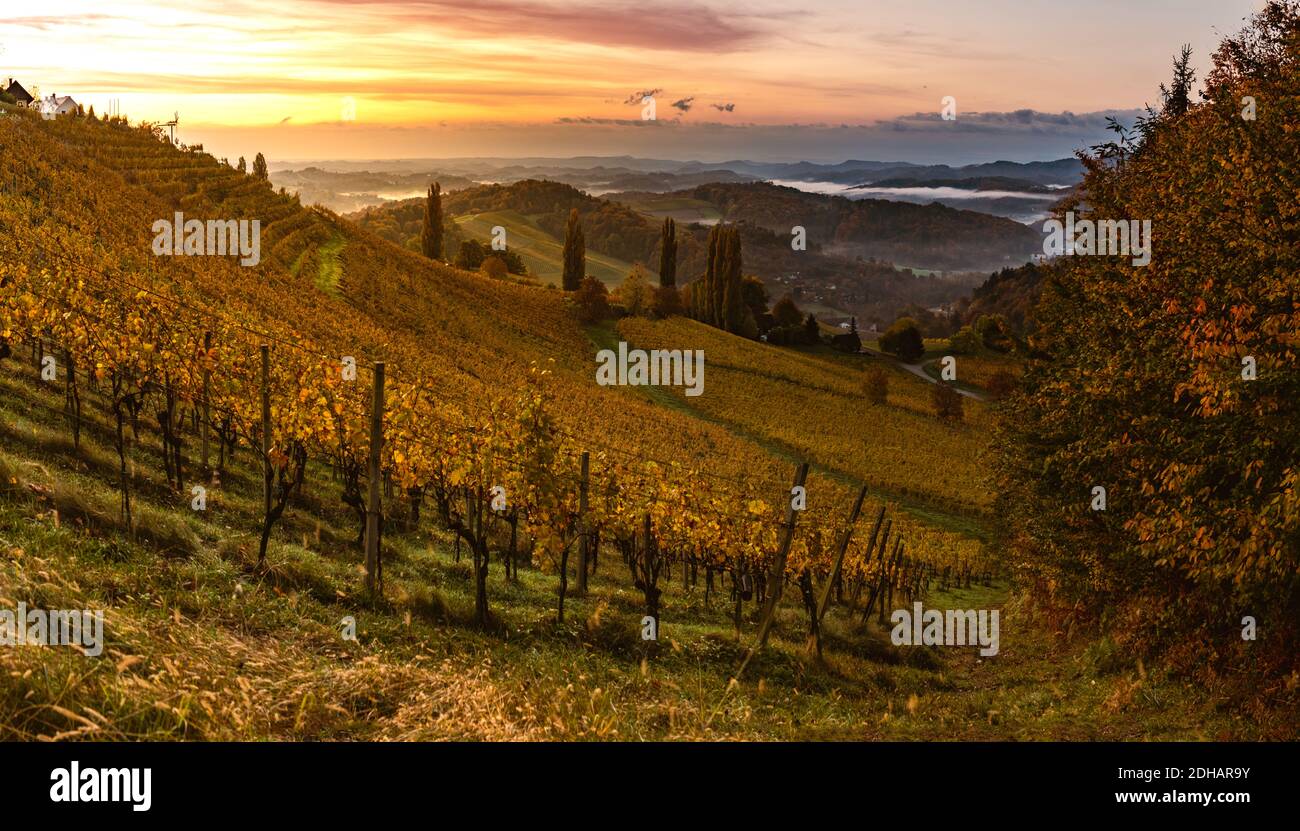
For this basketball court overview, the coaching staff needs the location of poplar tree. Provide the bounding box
[659,217,677,287]
[562,208,585,291]
[700,224,743,332]
[421,182,443,261]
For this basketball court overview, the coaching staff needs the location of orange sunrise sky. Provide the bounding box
[0,0,1268,161]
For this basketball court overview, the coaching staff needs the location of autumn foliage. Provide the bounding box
[995,2,1300,678]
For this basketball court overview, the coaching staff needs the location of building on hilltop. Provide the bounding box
[2,78,34,106]
[38,93,78,119]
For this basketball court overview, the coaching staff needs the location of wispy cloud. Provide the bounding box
[623,88,662,105]
[0,14,122,30]
[555,116,666,126]
[879,108,1143,135]
[305,0,780,51]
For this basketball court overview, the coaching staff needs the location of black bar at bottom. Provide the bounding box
[5,741,1286,817]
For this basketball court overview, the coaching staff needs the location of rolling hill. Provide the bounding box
[351,179,1030,326]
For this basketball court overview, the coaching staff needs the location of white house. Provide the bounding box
[38,94,78,119]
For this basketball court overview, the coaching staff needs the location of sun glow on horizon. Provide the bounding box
[0,0,1263,160]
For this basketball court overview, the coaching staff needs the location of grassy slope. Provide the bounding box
[314,234,347,296]
[618,317,993,523]
[454,209,637,287]
[614,193,723,226]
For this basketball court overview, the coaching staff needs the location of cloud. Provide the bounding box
[279,116,293,124]
[555,116,667,126]
[49,69,583,103]
[0,14,121,30]
[671,97,694,113]
[711,102,735,112]
[305,0,778,52]
[877,108,1143,135]
[624,88,662,105]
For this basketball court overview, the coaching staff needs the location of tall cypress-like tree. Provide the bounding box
[562,208,585,291]
[723,229,743,332]
[697,224,743,332]
[421,182,443,261]
[659,217,677,287]
[706,225,723,326]
[236,156,246,174]
[252,152,269,181]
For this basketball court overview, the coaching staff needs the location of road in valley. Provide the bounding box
[859,346,988,401]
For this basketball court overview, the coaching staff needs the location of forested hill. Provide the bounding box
[684,182,1042,271]
[959,262,1046,333]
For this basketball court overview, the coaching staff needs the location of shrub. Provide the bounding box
[948,325,981,355]
[651,285,683,318]
[880,317,925,362]
[863,367,888,405]
[573,276,610,323]
[480,256,508,280]
[932,382,963,423]
[771,295,802,328]
[618,265,653,316]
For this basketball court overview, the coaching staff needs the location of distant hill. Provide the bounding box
[270,167,478,213]
[861,176,1054,193]
[680,181,1042,272]
[350,177,1036,325]
[959,261,1047,333]
[668,157,1084,187]
[823,159,1083,187]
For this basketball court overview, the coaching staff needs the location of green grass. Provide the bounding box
[315,234,346,295]
[454,210,637,287]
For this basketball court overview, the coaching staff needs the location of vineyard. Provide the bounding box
[617,316,992,517]
[0,106,1004,719]
[0,99,1287,741]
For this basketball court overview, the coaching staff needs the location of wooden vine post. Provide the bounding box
[735,461,809,679]
[365,361,385,597]
[815,484,867,624]
[260,344,271,535]
[200,331,211,477]
[576,450,590,594]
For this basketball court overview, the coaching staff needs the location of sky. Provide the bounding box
[0,0,1269,164]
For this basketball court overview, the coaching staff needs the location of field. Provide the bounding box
[454,209,638,287]
[612,192,724,226]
